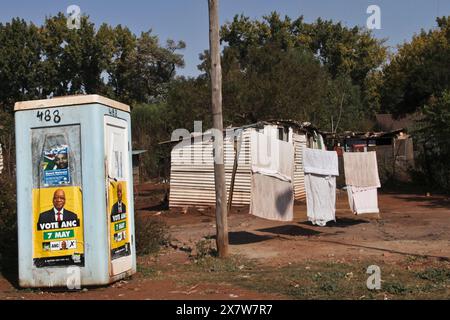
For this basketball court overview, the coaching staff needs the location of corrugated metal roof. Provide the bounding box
[159,119,319,145]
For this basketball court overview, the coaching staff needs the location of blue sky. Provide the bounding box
[1,0,449,77]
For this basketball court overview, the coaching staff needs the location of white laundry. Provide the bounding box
[250,173,294,222]
[343,151,380,188]
[303,148,339,176]
[249,130,294,221]
[347,186,379,214]
[303,148,339,226]
[251,130,294,182]
[343,151,381,215]
[305,173,336,226]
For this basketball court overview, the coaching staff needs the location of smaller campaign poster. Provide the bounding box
[108,181,131,260]
[32,186,84,267]
[42,145,71,186]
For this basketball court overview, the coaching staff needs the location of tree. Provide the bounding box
[131,103,171,179]
[413,90,450,189]
[194,12,386,130]
[166,77,211,131]
[125,32,185,104]
[0,18,43,177]
[382,17,450,116]
[0,18,43,112]
[0,13,186,181]
[195,15,373,131]
[220,12,387,88]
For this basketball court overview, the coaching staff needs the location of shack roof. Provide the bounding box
[158,119,322,145]
[323,128,407,140]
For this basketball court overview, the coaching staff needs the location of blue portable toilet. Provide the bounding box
[15,95,136,288]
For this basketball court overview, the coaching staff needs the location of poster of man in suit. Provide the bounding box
[109,181,131,260]
[37,189,78,226]
[110,183,126,219]
[31,126,84,267]
[33,187,84,267]
[42,145,71,185]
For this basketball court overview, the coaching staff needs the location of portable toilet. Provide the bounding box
[14,95,136,288]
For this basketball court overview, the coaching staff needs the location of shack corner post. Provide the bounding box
[208,0,229,258]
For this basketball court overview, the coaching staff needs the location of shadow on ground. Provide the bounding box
[257,225,321,237]
[138,201,169,212]
[227,231,275,245]
[299,217,369,228]
[391,195,450,209]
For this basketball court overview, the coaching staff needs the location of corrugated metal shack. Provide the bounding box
[166,120,324,209]
[324,128,414,184]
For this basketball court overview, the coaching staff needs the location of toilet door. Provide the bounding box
[104,115,132,276]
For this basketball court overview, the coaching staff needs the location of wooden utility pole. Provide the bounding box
[208,0,229,257]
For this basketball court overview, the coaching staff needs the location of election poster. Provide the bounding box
[31,125,84,267]
[108,180,131,260]
[32,186,84,267]
[42,145,71,186]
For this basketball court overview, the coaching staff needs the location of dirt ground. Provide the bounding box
[1,183,449,300]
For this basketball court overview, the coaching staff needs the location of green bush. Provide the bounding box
[135,216,169,256]
[0,177,17,271]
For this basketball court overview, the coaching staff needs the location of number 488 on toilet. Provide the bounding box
[36,109,62,124]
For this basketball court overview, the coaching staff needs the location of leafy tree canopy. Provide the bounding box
[382,17,450,116]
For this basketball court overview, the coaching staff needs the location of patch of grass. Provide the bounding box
[193,239,217,260]
[135,216,170,256]
[137,264,157,278]
[383,282,409,295]
[192,255,252,273]
[135,251,450,300]
[319,282,339,294]
[416,268,450,283]
[405,255,428,264]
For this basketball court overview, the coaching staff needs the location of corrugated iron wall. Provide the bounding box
[169,129,252,208]
[293,133,307,201]
[169,128,308,208]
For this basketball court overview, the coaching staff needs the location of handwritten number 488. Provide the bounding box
[37,110,61,124]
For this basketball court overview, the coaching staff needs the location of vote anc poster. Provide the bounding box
[31,125,84,267]
[32,186,84,267]
[108,181,131,260]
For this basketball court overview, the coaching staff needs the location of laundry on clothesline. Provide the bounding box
[303,148,338,226]
[343,151,381,215]
[249,131,294,221]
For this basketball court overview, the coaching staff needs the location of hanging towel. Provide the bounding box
[343,151,380,188]
[344,151,381,214]
[251,131,294,182]
[303,148,339,176]
[347,186,379,214]
[250,173,294,221]
[305,173,336,226]
[303,148,339,226]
